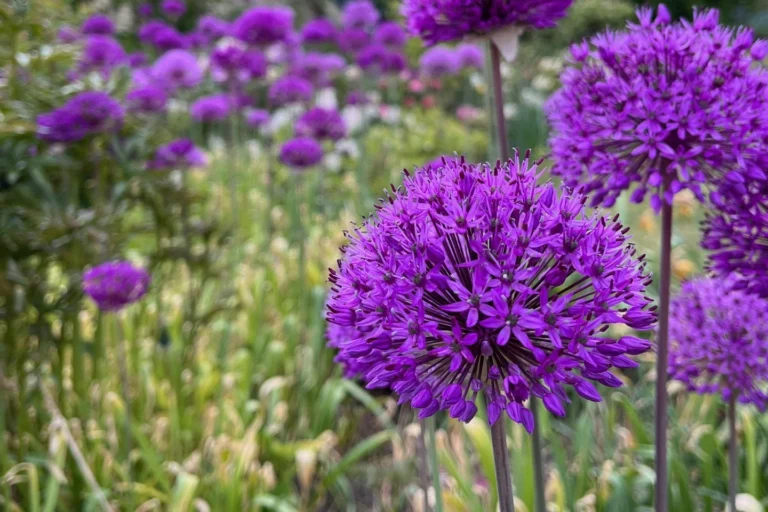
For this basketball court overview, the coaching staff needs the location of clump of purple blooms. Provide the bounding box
[546,6,768,210]
[403,0,573,45]
[149,139,207,170]
[161,0,186,19]
[668,277,768,409]
[280,137,324,169]
[126,85,168,114]
[37,91,124,143]
[232,6,294,47]
[342,1,380,31]
[301,18,338,45]
[327,152,656,429]
[83,261,151,312]
[268,75,314,107]
[295,107,347,141]
[419,46,460,77]
[151,49,203,90]
[210,44,267,84]
[81,14,115,36]
[245,109,270,129]
[190,94,231,122]
[78,35,127,76]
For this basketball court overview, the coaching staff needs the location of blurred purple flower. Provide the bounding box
[342,1,380,31]
[456,43,484,70]
[82,14,115,35]
[37,91,124,143]
[268,75,314,106]
[127,51,148,68]
[280,137,324,169]
[419,46,458,77]
[126,85,168,114]
[151,49,202,90]
[375,21,407,49]
[358,45,407,74]
[291,52,345,86]
[161,0,186,18]
[245,108,270,129]
[346,90,370,105]
[138,3,154,18]
[338,28,371,55]
[78,35,127,76]
[190,94,231,122]
[232,6,294,46]
[301,18,337,44]
[83,261,151,312]
[296,107,346,141]
[58,26,80,43]
[197,15,230,43]
[149,138,207,170]
[327,152,656,428]
[210,44,267,83]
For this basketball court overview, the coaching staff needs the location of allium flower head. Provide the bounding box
[82,14,115,35]
[547,6,768,210]
[420,46,459,77]
[210,44,267,83]
[403,0,572,45]
[327,152,656,429]
[127,52,148,68]
[138,3,153,18]
[338,28,371,55]
[358,45,407,75]
[78,35,127,76]
[149,138,207,170]
[232,6,294,46]
[375,22,407,49]
[83,261,151,312]
[190,94,231,122]
[280,137,324,169]
[245,108,270,129]
[301,18,337,44]
[161,0,186,18]
[292,52,345,86]
[140,22,188,51]
[37,91,124,143]
[456,43,484,69]
[126,85,168,114]
[327,318,371,378]
[268,75,314,106]
[197,15,230,43]
[343,1,380,31]
[152,49,202,90]
[139,21,168,43]
[669,276,768,409]
[58,26,79,43]
[296,107,346,141]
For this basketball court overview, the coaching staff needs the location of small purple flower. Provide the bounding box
[139,21,168,44]
[126,85,168,114]
[375,22,407,49]
[37,91,124,143]
[547,6,768,210]
[58,26,80,43]
[152,26,189,51]
[268,75,314,107]
[342,1,380,31]
[358,45,407,75]
[456,43,484,70]
[210,44,267,83]
[197,15,230,43]
[78,35,127,76]
[327,152,656,429]
[419,46,458,77]
[127,52,148,68]
[232,6,295,47]
[338,28,371,55]
[669,277,768,409]
[301,18,337,45]
[245,108,270,129]
[190,94,231,122]
[161,0,186,19]
[296,107,346,141]
[83,261,151,312]
[327,318,372,378]
[151,49,202,90]
[138,3,154,18]
[280,137,324,169]
[291,52,345,86]
[149,138,207,170]
[403,0,573,45]
[82,14,115,35]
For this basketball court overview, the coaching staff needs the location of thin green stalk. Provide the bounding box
[490,417,515,512]
[417,421,432,512]
[71,312,86,405]
[728,395,738,512]
[530,399,546,512]
[426,416,444,512]
[115,317,134,505]
[93,311,105,381]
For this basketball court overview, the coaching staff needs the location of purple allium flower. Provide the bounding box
[268,75,314,106]
[83,261,151,312]
[149,138,207,170]
[126,85,168,114]
[301,18,337,44]
[161,0,186,18]
[190,94,231,122]
[58,26,80,43]
[138,3,153,18]
[326,152,656,429]
[346,90,370,105]
[210,44,267,83]
[342,1,380,31]
[37,91,124,143]
[357,45,407,74]
[197,15,230,43]
[456,43,484,70]
[232,6,294,47]
[82,14,115,35]
[419,46,459,77]
[245,108,270,128]
[338,28,371,55]
[403,0,573,45]
[151,49,202,90]
[546,6,768,210]
[668,277,768,409]
[291,52,345,85]
[138,20,168,44]
[296,107,346,141]
[327,320,371,378]
[152,26,189,51]
[127,51,148,68]
[79,36,127,76]
[280,137,324,169]
[375,21,407,49]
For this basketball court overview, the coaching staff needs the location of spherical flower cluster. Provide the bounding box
[342,1,380,31]
[82,14,115,35]
[126,85,168,114]
[190,94,231,122]
[37,91,124,143]
[232,6,294,47]
[197,15,230,44]
[546,6,768,210]
[327,319,370,378]
[375,22,407,49]
[83,261,151,312]
[669,277,768,409]
[138,3,153,18]
[140,21,188,51]
[245,108,270,129]
[295,107,347,141]
[357,45,406,75]
[456,43,484,70]
[301,18,338,45]
[268,75,314,106]
[327,153,656,428]
[58,26,80,43]
[420,46,459,77]
[161,0,186,18]
[151,49,202,90]
[210,44,267,83]
[403,0,573,46]
[78,36,127,76]
[280,137,324,169]
[149,139,207,170]
[338,28,371,55]
[128,52,148,68]
[290,52,345,86]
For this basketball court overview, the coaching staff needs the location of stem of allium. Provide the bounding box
[417,421,433,512]
[530,399,546,512]
[115,316,133,483]
[654,192,673,512]
[489,42,510,162]
[490,417,516,512]
[426,416,445,512]
[728,394,739,512]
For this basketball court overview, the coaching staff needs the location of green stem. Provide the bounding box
[490,417,516,512]
[115,318,133,488]
[71,311,86,405]
[530,399,546,512]
[728,394,738,512]
[426,416,444,512]
[93,312,104,381]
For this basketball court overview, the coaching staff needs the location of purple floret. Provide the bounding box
[83,261,151,312]
[327,152,656,429]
